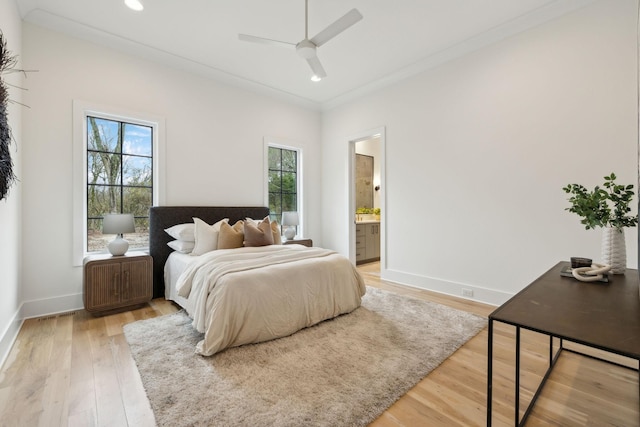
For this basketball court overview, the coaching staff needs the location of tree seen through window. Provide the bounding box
[268,146,297,227]
[87,116,153,251]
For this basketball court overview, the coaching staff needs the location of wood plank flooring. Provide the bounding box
[0,262,637,426]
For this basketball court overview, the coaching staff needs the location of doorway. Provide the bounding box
[348,127,385,273]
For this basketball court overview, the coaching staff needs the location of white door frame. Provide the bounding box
[347,126,386,270]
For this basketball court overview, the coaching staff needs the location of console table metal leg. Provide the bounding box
[515,326,521,426]
[487,319,494,427]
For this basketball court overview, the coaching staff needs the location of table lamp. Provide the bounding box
[281,211,299,240]
[103,213,136,256]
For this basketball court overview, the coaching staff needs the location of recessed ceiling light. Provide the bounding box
[311,75,322,82]
[125,0,144,11]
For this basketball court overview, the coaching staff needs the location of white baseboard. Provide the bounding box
[0,308,24,369]
[381,268,512,307]
[20,293,84,319]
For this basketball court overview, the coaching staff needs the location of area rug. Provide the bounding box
[123,287,486,427]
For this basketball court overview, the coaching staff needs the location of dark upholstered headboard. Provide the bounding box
[149,206,270,298]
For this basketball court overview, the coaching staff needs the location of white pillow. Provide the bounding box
[165,223,195,242]
[191,217,229,256]
[167,239,195,254]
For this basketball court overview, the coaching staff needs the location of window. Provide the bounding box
[265,141,301,232]
[73,100,165,265]
[86,116,153,252]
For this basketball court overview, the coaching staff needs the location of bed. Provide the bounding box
[149,206,366,356]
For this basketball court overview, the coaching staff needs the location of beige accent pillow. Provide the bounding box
[270,220,282,245]
[246,216,281,245]
[244,218,275,247]
[218,220,245,249]
[191,217,228,256]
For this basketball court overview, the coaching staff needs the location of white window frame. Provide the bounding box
[72,100,166,266]
[263,137,304,238]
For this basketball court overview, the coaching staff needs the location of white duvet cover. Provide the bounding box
[176,244,366,356]
[164,252,195,311]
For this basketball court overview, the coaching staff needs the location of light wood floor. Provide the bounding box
[0,262,638,426]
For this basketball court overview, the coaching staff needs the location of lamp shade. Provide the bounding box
[281,211,299,227]
[282,211,299,240]
[103,213,135,235]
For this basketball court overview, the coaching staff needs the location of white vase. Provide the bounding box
[601,227,626,274]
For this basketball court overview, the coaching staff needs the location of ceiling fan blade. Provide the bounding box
[306,55,327,78]
[238,34,296,49]
[309,9,363,47]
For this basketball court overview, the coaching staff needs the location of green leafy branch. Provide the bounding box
[563,173,638,230]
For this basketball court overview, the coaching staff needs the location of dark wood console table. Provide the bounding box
[486,261,640,426]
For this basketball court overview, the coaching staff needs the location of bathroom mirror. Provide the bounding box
[355,154,373,209]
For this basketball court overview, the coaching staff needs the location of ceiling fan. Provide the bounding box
[238,0,363,80]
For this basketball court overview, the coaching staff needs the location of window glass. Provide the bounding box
[267,146,298,226]
[86,116,153,252]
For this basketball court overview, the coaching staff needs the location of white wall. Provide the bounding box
[0,0,23,362]
[322,0,638,305]
[6,0,639,325]
[20,24,321,316]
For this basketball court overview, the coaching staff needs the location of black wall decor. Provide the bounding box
[0,32,18,201]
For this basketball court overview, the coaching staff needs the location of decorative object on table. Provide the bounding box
[281,211,299,240]
[570,257,592,269]
[601,227,627,274]
[560,264,610,283]
[563,173,638,274]
[103,213,136,256]
[574,263,611,282]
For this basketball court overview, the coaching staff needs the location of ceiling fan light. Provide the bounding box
[296,40,317,60]
[125,0,144,11]
[311,75,322,82]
